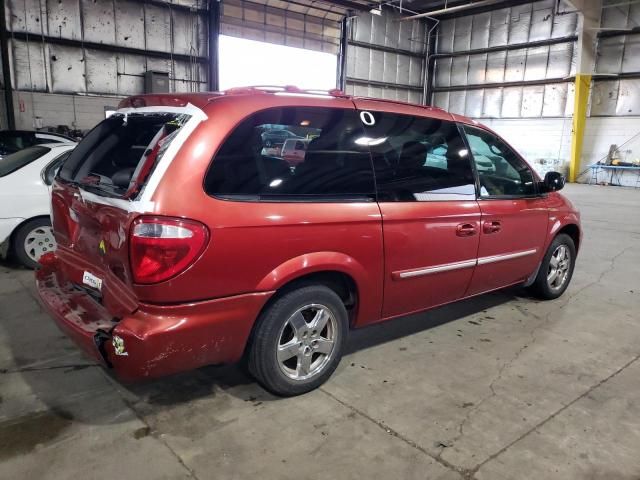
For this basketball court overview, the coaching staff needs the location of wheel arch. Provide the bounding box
[556,223,581,251]
[255,252,367,326]
[265,270,358,319]
[548,211,581,253]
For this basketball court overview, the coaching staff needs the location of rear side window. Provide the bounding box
[205,107,375,201]
[58,112,191,197]
[359,111,476,201]
[0,146,50,177]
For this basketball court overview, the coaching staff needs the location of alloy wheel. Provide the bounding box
[276,304,338,381]
[547,244,571,291]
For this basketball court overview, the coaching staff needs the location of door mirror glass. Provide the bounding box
[543,171,565,192]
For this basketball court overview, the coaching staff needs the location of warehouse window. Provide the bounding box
[462,126,536,197]
[205,107,375,201]
[359,111,476,201]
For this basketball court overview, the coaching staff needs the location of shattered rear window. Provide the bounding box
[58,112,191,198]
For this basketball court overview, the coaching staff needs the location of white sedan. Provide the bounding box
[0,142,76,268]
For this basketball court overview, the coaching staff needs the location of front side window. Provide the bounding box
[462,126,536,197]
[359,111,476,201]
[205,107,374,201]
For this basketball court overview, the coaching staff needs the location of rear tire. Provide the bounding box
[248,285,348,396]
[12,218,56,269]
[528,233,576,300]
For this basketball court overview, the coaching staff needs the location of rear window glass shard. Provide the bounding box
[58,112,192,198]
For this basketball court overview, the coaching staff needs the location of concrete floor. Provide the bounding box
[1,183,639,480]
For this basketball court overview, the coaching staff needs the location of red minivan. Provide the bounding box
[36,87,581,396]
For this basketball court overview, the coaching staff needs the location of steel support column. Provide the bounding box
[337,15,350,91]
[567,0,601,182]
[569,74,591,182]
[423,19,438,105]
[0,0,15,129]
[208,0,221,91]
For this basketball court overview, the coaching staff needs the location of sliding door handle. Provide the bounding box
[456,223,477,237]
[483,220,502,234]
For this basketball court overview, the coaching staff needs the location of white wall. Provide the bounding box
[582,117,640,187]
[12,91,121,132]
[476,116,640,186]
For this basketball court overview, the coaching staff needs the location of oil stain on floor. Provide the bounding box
[0,409,73,460]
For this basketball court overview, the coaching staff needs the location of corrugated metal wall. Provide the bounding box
[220,0,343,54]
[591,0,640,116]
[431,0,579,118]
[4,0,208,96]
[344,11,427,104]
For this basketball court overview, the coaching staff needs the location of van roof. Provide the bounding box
[117,86,477,125]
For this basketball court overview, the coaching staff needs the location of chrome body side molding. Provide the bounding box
[393,249,538,280]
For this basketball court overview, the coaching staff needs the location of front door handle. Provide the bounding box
[456,223,477,237]
[483,220,502,234]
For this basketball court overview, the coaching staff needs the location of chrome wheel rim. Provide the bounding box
[547,244,571,291]
[24,226,56,262]
[277,304,338,381]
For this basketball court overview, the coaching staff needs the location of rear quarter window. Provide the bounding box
[204,107,375,201]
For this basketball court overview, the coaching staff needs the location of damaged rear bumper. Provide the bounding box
[35,256,274,381]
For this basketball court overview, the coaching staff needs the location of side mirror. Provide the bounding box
[543,171,565,192]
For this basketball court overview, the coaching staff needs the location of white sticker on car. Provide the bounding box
[82,271,103,291]
[360,110,376,126]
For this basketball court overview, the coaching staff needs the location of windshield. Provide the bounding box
[0,145,50,177]
[58,112,192,197]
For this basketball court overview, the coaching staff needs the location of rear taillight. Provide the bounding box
[130,216,209,284]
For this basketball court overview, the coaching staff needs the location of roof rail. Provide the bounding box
[222,85,349,98]
[351,95,448,112]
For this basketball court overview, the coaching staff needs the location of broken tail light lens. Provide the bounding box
[130,216,209,284]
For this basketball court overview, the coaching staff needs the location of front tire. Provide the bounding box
[248,285,348,396]
[12,218,56,269]
[529,233,576,300]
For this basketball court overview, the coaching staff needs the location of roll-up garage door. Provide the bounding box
[221,0,344,54]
